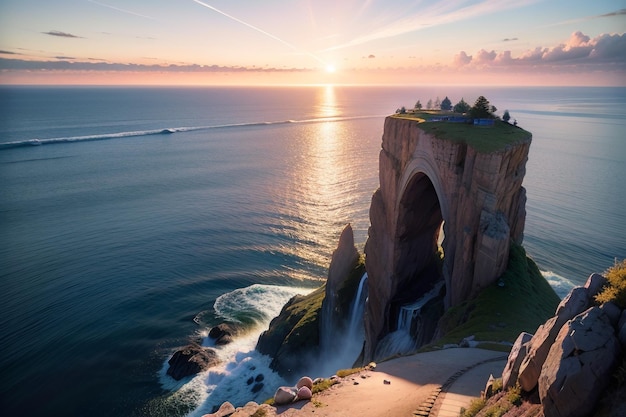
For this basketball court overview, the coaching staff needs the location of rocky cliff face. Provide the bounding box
[501,273,624,417]
[364,116,531,361]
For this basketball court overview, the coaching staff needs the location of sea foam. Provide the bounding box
[158,284,313,416]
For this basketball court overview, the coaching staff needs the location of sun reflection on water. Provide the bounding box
[278,85,359,272]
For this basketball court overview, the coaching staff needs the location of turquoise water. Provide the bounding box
[0,86,624,416]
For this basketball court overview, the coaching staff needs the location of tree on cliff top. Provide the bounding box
[441,96,452,111]
[453,98,471,114]
[469,96,494,119]
[503,110,511,123]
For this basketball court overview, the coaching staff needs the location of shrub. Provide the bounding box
[595,259,626,308]
[506,384,522,406]
[460,398,487,417]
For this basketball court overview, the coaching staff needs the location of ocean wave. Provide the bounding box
[212,283,310,326]
[0,115,384,150]
[157,284,313,415]
[541,270,576,299]
[513,108,624,120]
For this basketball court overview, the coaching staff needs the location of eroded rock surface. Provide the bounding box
[539,307,621,417]
[363,117,531,360]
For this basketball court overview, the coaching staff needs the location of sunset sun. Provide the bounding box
[325,64,336,73]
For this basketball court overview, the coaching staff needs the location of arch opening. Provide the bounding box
[375,173,446,357]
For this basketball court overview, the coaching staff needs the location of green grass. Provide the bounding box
[336,367,365,378]
[392,111,531,153]
[426,243,560,349]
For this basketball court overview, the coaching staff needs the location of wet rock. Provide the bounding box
[167,343,220,381]
[209,323,241,346]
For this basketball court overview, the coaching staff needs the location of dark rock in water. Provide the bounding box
[166,343,220,381]
[209,322,240,345]
[255,374,264,382]
[251,382,264,393]
[246,377,254,385]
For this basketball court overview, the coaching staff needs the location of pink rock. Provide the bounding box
[539,307,620,417]
[273,386,297,405]
[296,386,312,400]
[296,376,313,390]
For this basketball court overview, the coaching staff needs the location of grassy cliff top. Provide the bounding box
[392,111,532,153]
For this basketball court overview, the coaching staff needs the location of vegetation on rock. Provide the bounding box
[595,259,626,308]
[256,256,366,377]
[430,243,560,348]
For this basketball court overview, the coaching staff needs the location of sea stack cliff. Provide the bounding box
[363,115,532,361]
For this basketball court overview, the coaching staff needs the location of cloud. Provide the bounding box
[87,0,157,21]
[599,8,626,18]
[0,58,311,73]
[42,30,83,38]
[454,31,626,68]
[323,0,540,52]
[55,56,76,60]
[0,50,21,55]
[453,51,472,66]
[368,54,376,59]
[502,37,518,42]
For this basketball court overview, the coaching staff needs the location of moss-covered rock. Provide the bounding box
[256,285,326,377]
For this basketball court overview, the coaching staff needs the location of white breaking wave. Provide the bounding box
[541,270,576,299]
[158,284,313,416]
[0,115,384,150]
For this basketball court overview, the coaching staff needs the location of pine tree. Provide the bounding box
[469,96,492,119]
[503,110,511,123]
[453,98,471,114]
[441,96,452,111]
[415,100,422,110]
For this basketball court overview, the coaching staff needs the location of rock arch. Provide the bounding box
[363,117,530,361]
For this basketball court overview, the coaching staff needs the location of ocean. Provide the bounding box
[0,85,624,416]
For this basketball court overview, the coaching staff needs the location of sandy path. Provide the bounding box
[267,348,507,417]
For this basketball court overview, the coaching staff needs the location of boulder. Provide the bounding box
[167,343,220,381]
[619,312,626,348]
[584,272,607,297]
[518,286,590,391]
[539,307,621,417]
[296,376,313,389]
[201,401,235,417]
[296,386,312,400]
[209,323,241,345]
[231,401,260,417]
[274,386,297,405]
[502,331,533,389]
[600,302,621,328]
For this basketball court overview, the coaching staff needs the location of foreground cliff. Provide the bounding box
[364,116,532,361]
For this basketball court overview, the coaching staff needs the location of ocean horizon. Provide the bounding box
[1,85,625,416]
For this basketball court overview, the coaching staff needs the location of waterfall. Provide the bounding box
[374,281,444,360]
[396,281,444,333]
[347,273,368,337]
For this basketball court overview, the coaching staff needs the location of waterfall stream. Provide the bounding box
[347,273,368,337]
[375,281,445,360]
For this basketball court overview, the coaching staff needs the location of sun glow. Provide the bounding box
[325,64,336,73]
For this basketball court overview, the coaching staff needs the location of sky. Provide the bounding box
[0,0,625,86]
